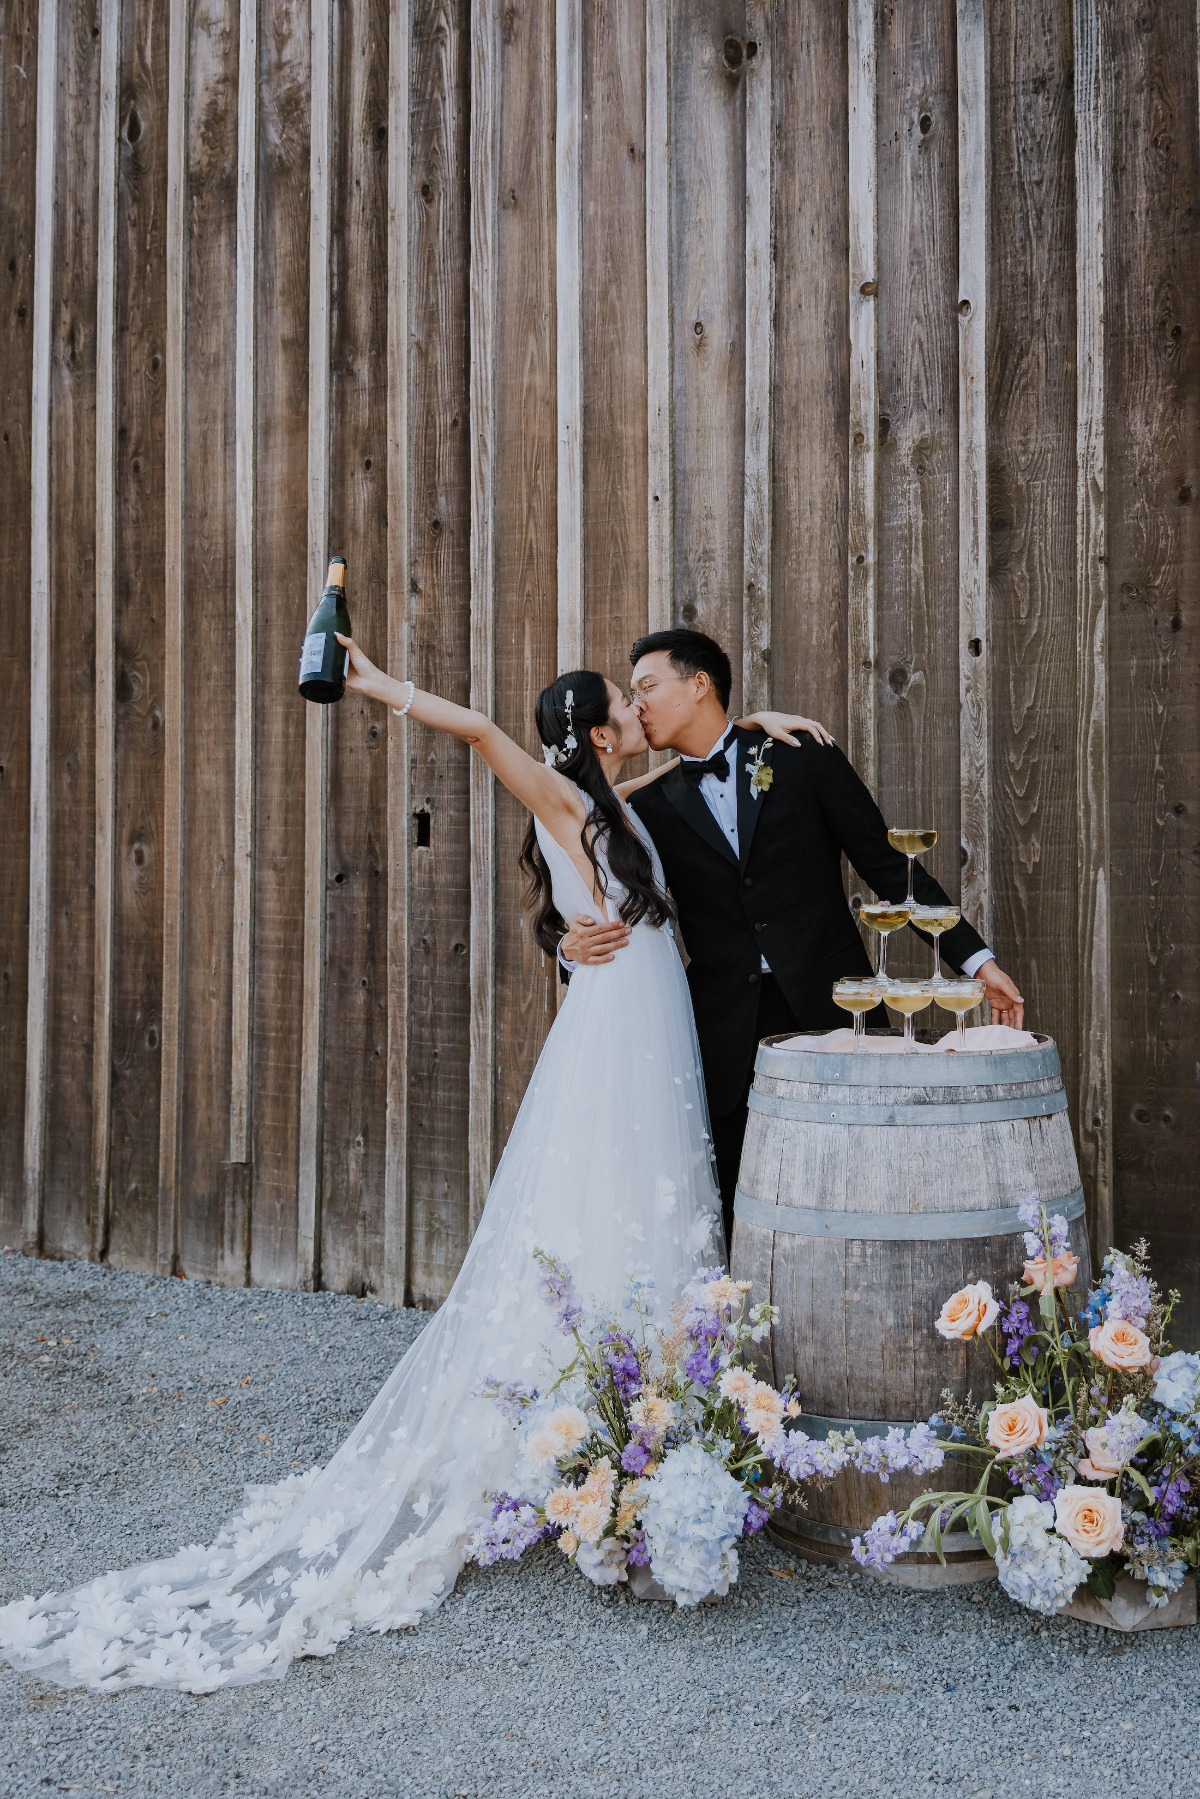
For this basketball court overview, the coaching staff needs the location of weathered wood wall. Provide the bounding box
[3,0,1198,1332]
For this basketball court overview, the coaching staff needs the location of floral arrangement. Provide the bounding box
[852,1195,1200,1616]
[467,1251,944,1606]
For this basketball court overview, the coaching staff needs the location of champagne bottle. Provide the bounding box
[298,554,351,703]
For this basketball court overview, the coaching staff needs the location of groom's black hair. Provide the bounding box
[630,627,732,712]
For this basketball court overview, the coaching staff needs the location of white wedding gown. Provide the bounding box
[0,807,721,1691]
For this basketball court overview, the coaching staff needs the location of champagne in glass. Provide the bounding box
[909,902,961,983]
[832,976,886,1049]
[883,978,937,1046]
[932,977,985,1049]
[857,900,913,980]
[887,827,938,905]
[299,554,351,703]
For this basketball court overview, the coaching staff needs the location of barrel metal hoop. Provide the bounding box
[747,1087,1068,1127]
[733,1184,1086,1241]
[795,1413,929,1439]
[754,1033,1062,1087]
[773,1511,984,1554]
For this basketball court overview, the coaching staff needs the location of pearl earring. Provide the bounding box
[605,743,614,754]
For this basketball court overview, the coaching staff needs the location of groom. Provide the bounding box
[560,628,1024,1247]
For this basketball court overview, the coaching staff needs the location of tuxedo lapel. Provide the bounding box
[661,765,739,867]
[735,729,771,870]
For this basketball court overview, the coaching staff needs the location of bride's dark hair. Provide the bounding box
[519,669,671,956]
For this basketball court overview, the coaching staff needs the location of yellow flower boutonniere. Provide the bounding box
[746,741,774,797]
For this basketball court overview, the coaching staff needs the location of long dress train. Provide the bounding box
[0,809,721,1691]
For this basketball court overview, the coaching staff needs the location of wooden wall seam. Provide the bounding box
[90,0,121,1261]
[468,0,497,1233]
[846,0,878,793]
[384,0,411,1303]
[957,0,990,943]
[741,0,772,715]
[1074,0,1111,1248]
[645,0,672,637]
[555,0,582,674]
[298,0,333,1291]
[22,0,58,1256]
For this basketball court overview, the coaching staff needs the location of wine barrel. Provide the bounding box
[730,1032,1092,1586]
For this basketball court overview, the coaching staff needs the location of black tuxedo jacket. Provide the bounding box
[628,727,988,1117]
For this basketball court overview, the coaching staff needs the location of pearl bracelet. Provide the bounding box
[392,679,415,719]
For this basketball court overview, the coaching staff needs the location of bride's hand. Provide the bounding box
[737,708,836,748]
[334,632,382,698]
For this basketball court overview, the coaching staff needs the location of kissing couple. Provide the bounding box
[0,627,1021,1693]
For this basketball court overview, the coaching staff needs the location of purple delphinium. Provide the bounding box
[1104,1252,1153,1327]
[625,1531,651,1567]
[683,1347,719,1389]
[599,1330,643,1402]
[534,1251,584,1335]
[621,1439,652,1475]
[468,1494,550,1566]
[1018,1191,1070,1264]
[1000,1293,1037,1368]
[851,1511,924,1572]
[742,1498,771,1536]
[1154,1471,1193,1524]
[474,1377,540,1424]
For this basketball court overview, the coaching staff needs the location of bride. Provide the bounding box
[0,645,824,1693]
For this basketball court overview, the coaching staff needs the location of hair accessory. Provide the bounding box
[541,687,578,767]
[391,679,416,719]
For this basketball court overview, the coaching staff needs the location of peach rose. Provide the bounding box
[1076,1426,1122,1482]
[986,1394,1050,1458]
[1053,1485,1124,1558]
[935,1280,1000,1341]
[1089,1318,1153,1371]
[1022,1249,1080,1292]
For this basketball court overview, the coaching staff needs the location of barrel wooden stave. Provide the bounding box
[730,1034,1092,1577]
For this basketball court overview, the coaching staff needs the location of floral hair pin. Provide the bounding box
[542,689,577,767]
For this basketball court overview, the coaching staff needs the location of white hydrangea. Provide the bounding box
[1152,1351,1200,1416]
[995,1496,1089,1617]
[639,1440,749,1607]
[574,1538,628,1588]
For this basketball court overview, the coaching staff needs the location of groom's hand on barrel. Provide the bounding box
[977,959,1025,1030]
[560,916,632,965]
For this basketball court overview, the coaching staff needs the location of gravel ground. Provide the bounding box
[1,1248,1197,1799]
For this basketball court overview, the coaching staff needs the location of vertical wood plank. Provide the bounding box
[249,0,310,1290]
[956,0,990,945]
[22,0,57,1255]
[298,0,332,1289]
[106,0,169,1272]
[320,0,390,1296]
[874,0,961,963]
[671,0,746,699]
[645,0,672,635]
[157,0,187,1275]
[468,0,497,1239]
[740,0,771,715]
[770,1,848,737]
[229,0,258,1180]
[581,0,648,682]
[491,0,557,1166]
[0,0,38,1245]
[555,0,582,674]
[90,0,120,1262]
[39,0,101,1260]
[846,0,877,792]
[1073,0,1111,1250]
[986,0,1079,1193]
[176,0,239,1283]
[1107,0,1200,1337]
[406,0,473,1303]
[383,0,411,1302]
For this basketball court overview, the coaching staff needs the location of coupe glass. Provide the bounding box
[883,978,936,1046]
[887,827,938,905]
[909,902,961,984]
[857,900,913,980]
[932,976,985,1049]
[832,976,886,1049]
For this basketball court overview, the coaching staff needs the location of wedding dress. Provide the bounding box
[0,806,721,1691]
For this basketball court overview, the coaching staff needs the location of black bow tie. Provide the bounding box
[681,748,730,789]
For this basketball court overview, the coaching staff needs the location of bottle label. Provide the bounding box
[299,633,327,679]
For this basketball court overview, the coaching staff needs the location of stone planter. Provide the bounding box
[1060,1572,1196,1632]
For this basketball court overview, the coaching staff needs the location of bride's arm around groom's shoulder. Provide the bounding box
[613,706,836,802]
[335,632,584,833]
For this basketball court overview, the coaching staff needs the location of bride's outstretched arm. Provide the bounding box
[336,634,583,828]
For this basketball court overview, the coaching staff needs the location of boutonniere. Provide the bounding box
[745,740,774,797]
